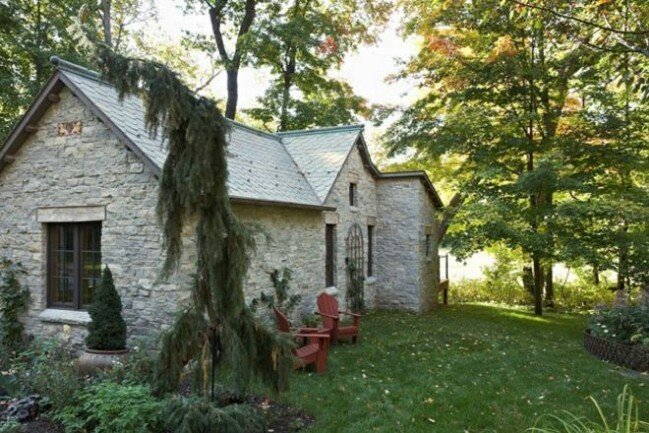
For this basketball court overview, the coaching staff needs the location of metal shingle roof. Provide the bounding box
[60,68,323,208]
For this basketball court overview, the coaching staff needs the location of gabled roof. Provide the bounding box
[279,125,364,202]
[0,57,444,210]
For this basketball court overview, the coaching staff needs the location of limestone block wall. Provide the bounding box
[0,89,189,349]
[417,183,440,311]
[323,144,379,308]
[375,178,421,311]
[233,203,325,316]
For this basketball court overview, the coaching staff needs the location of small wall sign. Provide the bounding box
[57,121,83,136]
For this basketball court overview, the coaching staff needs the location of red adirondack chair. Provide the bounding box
[273,307,330,374]
[316,293,361,345]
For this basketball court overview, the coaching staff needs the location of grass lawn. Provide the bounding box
[280,304,649,432]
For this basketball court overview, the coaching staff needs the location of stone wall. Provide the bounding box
[374,178,421,311]
[233,203,325,316]
[0,88,189,349]
[417,183,440,311]
[323,143,379,308]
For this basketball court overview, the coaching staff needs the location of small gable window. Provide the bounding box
[47,222,102,310]
[425,234,431,257]
[349,183,357,206]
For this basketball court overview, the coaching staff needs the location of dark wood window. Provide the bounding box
[367,225,374,277]
[325,224,336,287]
[425,234,431,257]
[48,222,102,309]
[349,183,357,206]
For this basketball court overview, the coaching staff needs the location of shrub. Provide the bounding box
[55,382,162,433]
[97,339,157,385]
[163,396,265,433]
[86,266,127,351]
[529,386,649,432]
[17,340,82,411]
[0,420,26,433]
[0,258,29,351]
[588,305,649,347]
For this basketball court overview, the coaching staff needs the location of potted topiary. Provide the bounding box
[78,266,128,372]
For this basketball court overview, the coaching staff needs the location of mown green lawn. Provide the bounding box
[280,304,648,433]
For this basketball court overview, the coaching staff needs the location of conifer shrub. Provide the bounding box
[163,397,265,433]
[85,267,127,351]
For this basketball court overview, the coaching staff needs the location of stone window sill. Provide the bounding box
[38,309,91,326]
[350,206,359,213]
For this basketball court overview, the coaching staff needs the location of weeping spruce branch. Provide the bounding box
[94,47,292,396]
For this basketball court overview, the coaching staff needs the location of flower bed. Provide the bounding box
[584,329,649,372]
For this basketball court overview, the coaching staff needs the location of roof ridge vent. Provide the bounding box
[50,56,102,81]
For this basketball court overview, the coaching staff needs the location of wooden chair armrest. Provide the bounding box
[294,333,330,339]
[315,311,339,320]
[339,310,362,318]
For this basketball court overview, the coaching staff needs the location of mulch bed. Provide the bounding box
[584,330,649,372]
[249,396,314,433]
[23,419,65,433]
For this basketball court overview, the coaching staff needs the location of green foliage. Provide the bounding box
[86,266,127,351]
[163,396,265,433]
[530,386,649,433]
[97,339,157,385]
[0,421,26,433]
[588,305,649,347]
[244,0,390,130]
[15,340,82,411]
[346,259,365,313]
[390,0,649,315]
[55,382,162,433]
[251,268,301,318]
[0,258,29,351]
[86,48,293,395]
[0,0,91,139]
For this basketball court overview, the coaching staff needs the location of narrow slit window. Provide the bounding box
[325,224,336,287]
[349,183,357,206]
[367,225,374,277]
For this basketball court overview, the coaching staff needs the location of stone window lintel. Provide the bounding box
[37,206,106,223]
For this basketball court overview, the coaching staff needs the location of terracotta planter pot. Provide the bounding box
[78,348,129,374]
[584,330,649,372]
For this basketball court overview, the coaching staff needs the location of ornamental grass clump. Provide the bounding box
[85,267,127,351]
[529,386,649,433]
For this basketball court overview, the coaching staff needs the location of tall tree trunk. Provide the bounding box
[532,255,543,315]
[592,263,600,285]
[225,70,239,120]
[102,0,112,47]
[209,0,257,120]
[544,264,554,307]
[278,50,296,131]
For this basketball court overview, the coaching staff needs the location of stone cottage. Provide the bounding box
[0,58,444,346]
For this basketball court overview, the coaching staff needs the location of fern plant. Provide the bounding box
[529,386,649,433]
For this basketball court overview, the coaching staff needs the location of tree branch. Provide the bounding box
[505,0,649,36]
[435,192,464,243]
[209,0,231,64]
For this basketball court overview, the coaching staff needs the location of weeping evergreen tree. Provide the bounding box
[91,46,293,397]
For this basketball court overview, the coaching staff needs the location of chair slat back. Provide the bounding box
[317,293,338,329]
[274,307,291,333]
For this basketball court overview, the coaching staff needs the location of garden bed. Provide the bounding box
[584,330,649,372]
